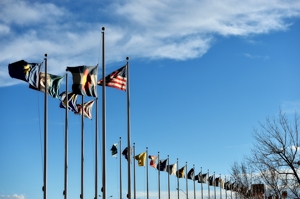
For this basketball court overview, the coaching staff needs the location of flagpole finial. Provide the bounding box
[45,53,47,57]
[126,57,129,60]
[102,27,105,31]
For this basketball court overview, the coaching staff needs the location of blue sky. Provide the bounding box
[0,0,300,199]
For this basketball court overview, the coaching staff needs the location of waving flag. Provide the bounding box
[75,100,95,119]
[98,65,126,91]
[176,166,186,178]
[110,143,118,157]
[8,60,42,88]
[166,163,177,175]
[148,155,157,169]
[157,159,168,171]
[29,72,63,99]
[135,152,146,166]
[59,92,78,113]
[187,168,195,180]
[67,65,98,97]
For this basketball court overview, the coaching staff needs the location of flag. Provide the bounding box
[148,155,157,168]
[67,65,98,97]
[156,159,168,171]
[8,60,42,88]
[59,92,78,113]
[220,178,225,188]
[166,163,177,175]
[176,166,186,178]
[122,147,132,161]
[187,168,195,180]
[135,152,146,166]
[29,72,63,98]
[75,99,95,119]
[110,143,118,157]
[194,172,200,181]
[208,175,214,186]
[199,173,207,183]
[98,65,126,91]
[214,177,220,186]
[224,181,231,190]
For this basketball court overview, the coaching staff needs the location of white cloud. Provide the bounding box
[243,53,270,60]
[1,0,300,86]
[0,194,25,199]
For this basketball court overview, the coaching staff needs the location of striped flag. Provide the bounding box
[98,65,126,91]
[75,99,95,119]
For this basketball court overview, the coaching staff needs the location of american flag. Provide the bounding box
[98,65,127,91]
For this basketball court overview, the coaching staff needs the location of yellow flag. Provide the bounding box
[135,152,146,166]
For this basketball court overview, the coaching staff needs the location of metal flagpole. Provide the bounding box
[201,167,203,199]
[80,95,84,199]
[186,162,188,199]
[94,96,98,199]
[126,57,131,199]
[63,72,68,199]
[146,147,149,199]
[43,54,48,199]
[230,177,233,199]
[133,143,136,199]
[208,170,210,199]
[177,158,179,199]
[214,172,216,199]
[158,152,160,199]
[101,27,107,199]
[220,174,222,199]
[168,155,170,199]
[120,137,122,199]
[193,165,196,199]
[225,176,227,199]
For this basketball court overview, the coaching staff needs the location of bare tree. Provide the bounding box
[248,110,300,198]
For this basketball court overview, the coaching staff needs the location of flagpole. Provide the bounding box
[63,72,68,199]
[119,137,122,199]
[177,158,179,199]
[101,27,107,199]
[94,96,99,199]
[214,172,216,199]
[208,170,210,199]
[80,95,84,199]
[193,165,196,199]
[225,176,227,199]
[133,143,136,199]
[146,147,149,199]
[186,162,188,199]
[219,174,222,199]
[43,53,48,199]
[158,152,160,199]
[201,167,203,199]
[167,155,170,199]
[126,57,131,199]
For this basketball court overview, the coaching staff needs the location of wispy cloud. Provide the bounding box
[0,194,25,199]
[281,101,300,114]
[243,53,270,60]
[1,0,300,86]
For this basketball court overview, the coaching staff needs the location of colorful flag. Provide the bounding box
[156,159,168,171]
[8,60,42,88]
[67,65,98,97]
[208,175,214,186]
[98,65,126,91]
[166,163,177,175]
[148,155,157,168]
[29,72,63,98]
[75,100,95,119]
[176,166,186,178]
[110,143,118,157]
[135,152,146,166]
[187,168,195,180]
[59,92,78,113]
